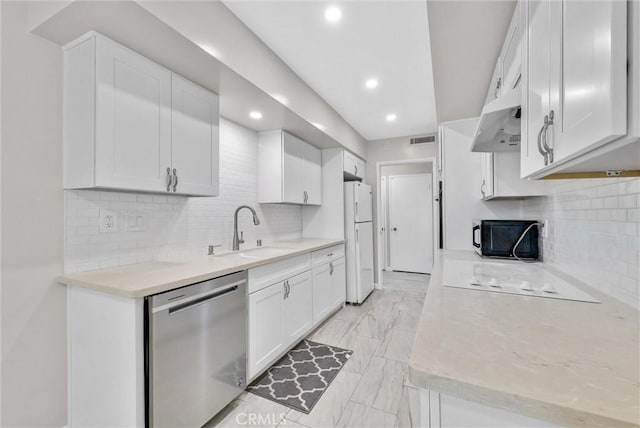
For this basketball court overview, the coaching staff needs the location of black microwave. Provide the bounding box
[472,220,540,260]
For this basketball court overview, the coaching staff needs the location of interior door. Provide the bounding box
[95,37,172,192]
[355,183,373,222]
[389,174,434,274]
[355,221,374,302]
[171,74,219,196]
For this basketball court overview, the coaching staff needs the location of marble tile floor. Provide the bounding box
[206,288,427,428]
[382,271,430,292]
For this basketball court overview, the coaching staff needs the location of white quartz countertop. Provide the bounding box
[409,250,640,427]
[59,238,344,298]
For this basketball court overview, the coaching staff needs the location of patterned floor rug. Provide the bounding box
[247,339,353,414]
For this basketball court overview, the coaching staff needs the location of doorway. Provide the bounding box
[376,159,437,289]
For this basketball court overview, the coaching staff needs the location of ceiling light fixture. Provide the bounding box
[386,114,397,122]
[249,111,263,120]
[365,78,378,89]
[325,6,342,23]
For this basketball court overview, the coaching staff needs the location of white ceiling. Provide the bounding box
[222,0,438,142]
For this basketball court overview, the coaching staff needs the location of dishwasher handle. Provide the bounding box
[152,280,244,315]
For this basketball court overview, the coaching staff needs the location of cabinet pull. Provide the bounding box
[541,111,554,164]
[355,202,359,217]
[536,121,549,166]
[172,168,178,192]
[354,165,358,175]
[303,190,308,204]
[494,77,502,99]
[329,262,334,275]
[480,179,486,198]
[326,252,334,257]
[283,281,288,299]
[166,167,173,192]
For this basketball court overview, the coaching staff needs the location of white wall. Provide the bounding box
[523,178,640,309]
[366,136,438,283]
[1,2,66,425]
[65,119,302,273]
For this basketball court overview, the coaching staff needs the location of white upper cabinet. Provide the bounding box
[258,130,322,205]
[171,74,220,196]
[521,0,632,178]
[480,152,546,200]
[343,151,365,180]
[64,32,220,196]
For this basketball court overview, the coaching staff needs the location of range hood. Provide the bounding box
[470,88,522,152]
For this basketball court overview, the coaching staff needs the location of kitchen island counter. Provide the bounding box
[409,250,640,427]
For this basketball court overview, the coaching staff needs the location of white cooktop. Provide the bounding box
[442,258,600,303]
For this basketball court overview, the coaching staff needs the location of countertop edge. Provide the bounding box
[408,250,640,428]
[59,239,345,299]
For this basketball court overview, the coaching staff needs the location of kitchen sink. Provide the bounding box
[221,247,292,260]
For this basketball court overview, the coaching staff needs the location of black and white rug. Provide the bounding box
[247,339,353,414]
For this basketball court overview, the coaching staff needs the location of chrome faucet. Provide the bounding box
[233,205,260,251]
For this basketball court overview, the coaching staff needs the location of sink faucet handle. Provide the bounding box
[208,244,222,255]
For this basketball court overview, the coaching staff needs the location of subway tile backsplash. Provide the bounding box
[64,119,302,273]
[523,177,640,309]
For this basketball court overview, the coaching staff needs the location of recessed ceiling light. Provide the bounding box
[325,7,342,23]
[386,114,397,122]
[249,111,263,120]
[365,78,379,89]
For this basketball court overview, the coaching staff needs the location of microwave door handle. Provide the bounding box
[472,225,481,248]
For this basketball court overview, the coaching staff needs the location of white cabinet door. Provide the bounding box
[171,74,219,196]
[248,282,285,379]
[521,0,553,177]
[480,153,494,200]
[303,143,322,205]
[282,132,305,204]
[329,257,346,308]
[501,2,522,94]
[312,264,332,325]
[343,151,357,177]
[484,59,503,105]
[95,37,172,192]
[283,271,313,346]
[550,0,627,164]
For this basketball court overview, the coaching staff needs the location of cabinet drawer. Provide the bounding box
[248,254,311,294]
[311,244,345,267]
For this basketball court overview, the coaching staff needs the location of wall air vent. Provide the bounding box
[410,135,436,145]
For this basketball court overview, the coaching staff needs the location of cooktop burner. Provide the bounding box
[442,259,600,303]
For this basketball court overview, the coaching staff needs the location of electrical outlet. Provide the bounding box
[99,210,118,233]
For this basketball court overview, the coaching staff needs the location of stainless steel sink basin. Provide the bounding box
[218,247,292,260]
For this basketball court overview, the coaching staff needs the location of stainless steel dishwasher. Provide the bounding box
[146,271,247,428]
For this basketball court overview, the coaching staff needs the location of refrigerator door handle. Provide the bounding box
[355,202,358,217]
[356,228,359,242]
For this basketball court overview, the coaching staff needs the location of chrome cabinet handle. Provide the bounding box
[355,202,359,216]
[354,165,358,175]
[494,77,502,99]
[541,110,554,164]
[172,168,178,192]
[166,167,173,192]
[480,179,486,198]
[536,120,549,165]
[283,282,287,299]
[326,252,334,257]
[329,262,334,275]
[303,190,308,204]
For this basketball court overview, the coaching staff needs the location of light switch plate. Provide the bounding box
[125,211,145,232]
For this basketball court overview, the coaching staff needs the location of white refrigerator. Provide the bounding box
[344,182,374,304]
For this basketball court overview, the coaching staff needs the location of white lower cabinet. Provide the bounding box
[415,388,559,428]
[283,271,313,345]
[248,282,286,379]
[248,245,346,380]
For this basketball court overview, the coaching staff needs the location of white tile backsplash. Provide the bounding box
[64,119,302,273]
[523,178,640,309]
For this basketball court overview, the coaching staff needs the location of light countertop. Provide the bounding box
[59,238,344,298]
[409,250,640,427]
